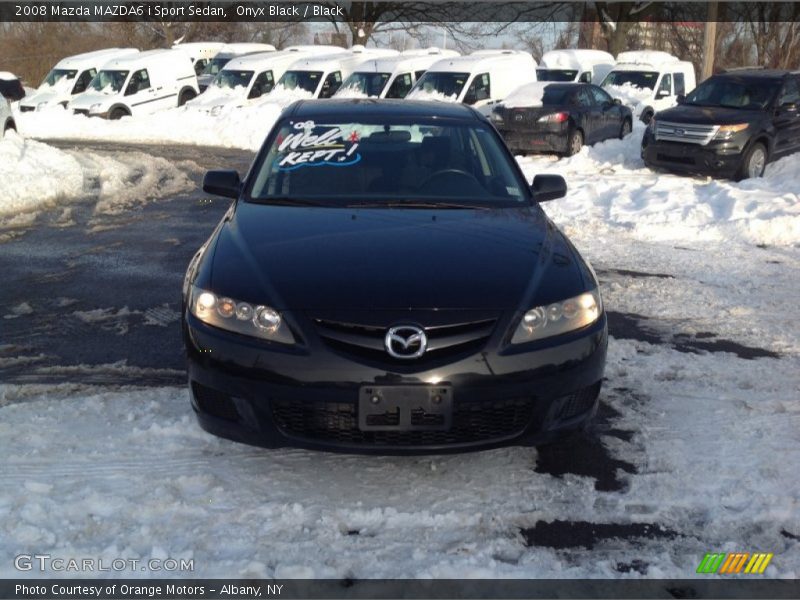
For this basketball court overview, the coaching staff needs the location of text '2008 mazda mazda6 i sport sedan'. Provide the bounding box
[182,99,607,454]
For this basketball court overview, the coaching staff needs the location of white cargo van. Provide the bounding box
[335,47,459,99]
[197,43,276,91]
[601,50,696,123]
[172,41,225,76]
[188,47,346,114]
[537,49,615,84]
[68,49,200,119]
[407,50,537,107]
[267,46,398,100]
[19,48,139,112]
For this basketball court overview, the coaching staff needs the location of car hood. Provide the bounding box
[204,204,594,311]
[656,104,763,125]
[68,91,114,109]
[20,89,61,107]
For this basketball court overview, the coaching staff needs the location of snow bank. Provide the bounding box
[603,83,651,108]
[406,88,458,102]
[501,82,548,108]
[15,102,285,152]
[517,122,800,246]
[0,132,195,220]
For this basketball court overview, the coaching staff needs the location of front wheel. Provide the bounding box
[619,119,632,139]
[640,110,654,125]
[737,143,767,181]
[109,108,127,120]
[178,89,196,107]
[566,129,583,156]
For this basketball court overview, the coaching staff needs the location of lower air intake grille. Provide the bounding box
[192,382,240,422]
[554,382,600,421]
[271,397,534,447]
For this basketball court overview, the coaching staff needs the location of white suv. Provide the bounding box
[1,96,15,137]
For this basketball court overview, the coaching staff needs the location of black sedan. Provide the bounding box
[491,82,632,156]
[183,99,607,454]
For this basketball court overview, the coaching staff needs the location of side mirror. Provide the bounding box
[531,174,567,203]
[613,98,622,105]
[676,94,685,104]
[203,170,241,199]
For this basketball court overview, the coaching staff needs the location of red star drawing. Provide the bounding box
[348,131,360,143]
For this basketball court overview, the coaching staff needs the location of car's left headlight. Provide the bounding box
[511,289,603,344]
[189,285,295,344]
[713,123,748,140]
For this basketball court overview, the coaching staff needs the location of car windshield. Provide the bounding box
[537,69,578,82]
[43,69,77,87]
[277,70,323,94]
[683,77,780,109]
[247,118,529,208]
[213,70,254,91]
[412,72,469,99]
[89,70,129,93]
[602,70,659,90]
[337,72,391,97]
[202,57,232,77]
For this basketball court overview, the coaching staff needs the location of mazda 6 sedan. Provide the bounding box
[182,99,607,453]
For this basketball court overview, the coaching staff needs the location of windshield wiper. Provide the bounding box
[345,200,493,210]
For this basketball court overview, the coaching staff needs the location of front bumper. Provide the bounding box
[184,311,608,454]
[641,129,747,178]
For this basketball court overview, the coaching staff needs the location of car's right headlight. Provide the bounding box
[189,285,295,344]
[511,289,603,344]
[490,110,504,124]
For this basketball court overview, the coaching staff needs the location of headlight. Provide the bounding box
[37,102,48,111]
[189,286,295,344]
[89,103,101,112]
[714,123,748,140]
[211,105,223,116]
[511,289,602,344]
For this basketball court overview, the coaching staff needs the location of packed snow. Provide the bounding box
[602,83,653,109]
[502,82,548,108]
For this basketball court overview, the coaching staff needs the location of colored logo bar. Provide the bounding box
[697,552,773,574]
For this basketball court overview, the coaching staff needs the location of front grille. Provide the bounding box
[272,397,534,447]
[19,105,34,113]
[313,317,496,364]
[73,109,89,116]
[554,382,600,421]
[656,153,695,165]
[191,382,240,421]
[655,121,719,145]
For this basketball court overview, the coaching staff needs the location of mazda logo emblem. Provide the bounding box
[385,325,427,359]
[514,114,523,121]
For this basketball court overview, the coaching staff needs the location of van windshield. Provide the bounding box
[277,70,323,94]
[537,69,578,82]
[214,70,254,91]
[202,57,232,77]
[337,72,391,97]
[602,70,659,90]
[89,70,129,93]
[43,69,78,87]
[411,72,469,100]
[247,118,528,208]
[683,77,780,110]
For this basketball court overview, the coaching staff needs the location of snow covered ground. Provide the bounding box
[1,119,798,578]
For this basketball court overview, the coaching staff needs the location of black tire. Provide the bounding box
[3,119,16,135]
[641,110,654,125]
[109,108,128,120]
[566,128,583,156]
[736,142,767,181]
[178,89,196,107]
[619,118,632,139]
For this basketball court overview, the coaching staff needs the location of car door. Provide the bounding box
[589,85,620,139]
[248,70,274,101]
[125,69,159,115]
[772,76,800,157]
[575,87,600,143]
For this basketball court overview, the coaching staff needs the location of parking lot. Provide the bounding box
[1,133,798,578]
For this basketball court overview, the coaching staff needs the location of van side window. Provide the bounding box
[579,71,592,83]
[319,71,342,98]
[414,70,427,81]
[778,77,800,106]
[194,59,208,77]
[249,71,274,99]
[385,73,413,99]
[657,73,672,96]
[72,68,96,94]
[464,73,490,105]
[673,72,686,96]
[125,69,150,96]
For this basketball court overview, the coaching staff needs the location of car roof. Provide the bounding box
[285,98,479,121]
[716,69,792,80]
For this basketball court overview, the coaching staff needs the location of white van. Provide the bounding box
[601,50,696,123]
[19,48,139,112]
[407,50,537,107]
[172,41,225,76]
[335,47,459,99]
[267,46,398,100]
[537,49,615,84]
[197,43,276,91]
[68,49,200,119]
[188,47,346,115]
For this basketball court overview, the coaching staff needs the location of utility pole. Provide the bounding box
[701,2,718,81]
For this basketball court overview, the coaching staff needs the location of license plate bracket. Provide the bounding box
[358,386,452,431]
